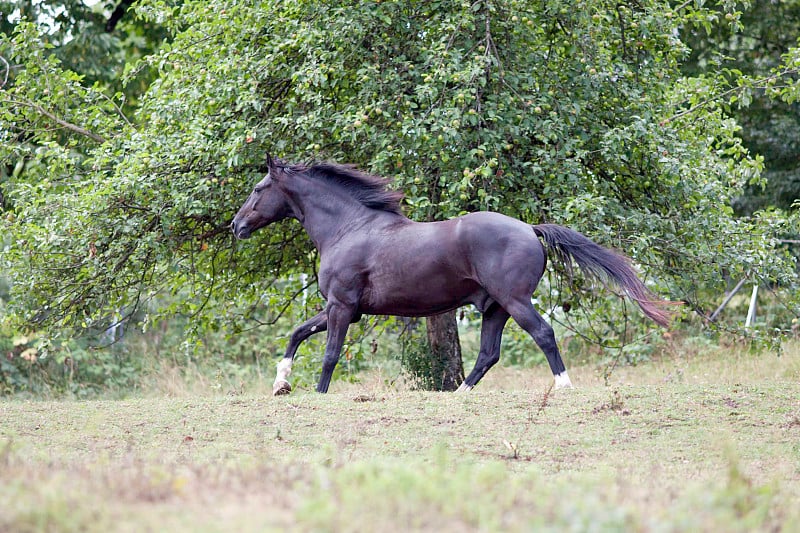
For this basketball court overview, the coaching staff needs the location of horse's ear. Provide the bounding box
[265,153,274,169]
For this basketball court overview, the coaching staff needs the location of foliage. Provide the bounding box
[0,330,141,397]
[0,0,167,109]
[0,0,798,384]
[679,0,800,214]
[397,321,443,390]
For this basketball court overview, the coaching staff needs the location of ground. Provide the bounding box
[1,343,799,531]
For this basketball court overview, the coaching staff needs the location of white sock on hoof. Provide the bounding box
[273,358,293,395]
[275,358,292,382]
[456,382,473,392]
[554,371,573,389]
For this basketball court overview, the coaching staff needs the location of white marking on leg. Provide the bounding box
[554,371,573,389]
[273,358,293,395]
[456,382,473,393]
[274,358,293,386]
[310,325,317,332]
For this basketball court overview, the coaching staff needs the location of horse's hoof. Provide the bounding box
[273,380,292,396]
[554,371,574,390]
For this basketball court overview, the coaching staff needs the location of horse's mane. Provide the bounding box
[283,161,405,215]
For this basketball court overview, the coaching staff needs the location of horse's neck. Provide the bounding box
[286,178,376,251]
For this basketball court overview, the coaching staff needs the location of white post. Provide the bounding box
[745,285,758,328]
[710,277,747,322]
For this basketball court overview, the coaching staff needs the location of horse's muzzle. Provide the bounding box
[231,219,251,240]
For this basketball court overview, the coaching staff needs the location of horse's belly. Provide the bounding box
[359,274,483,317]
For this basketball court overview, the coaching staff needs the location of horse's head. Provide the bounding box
[231,156,295,239]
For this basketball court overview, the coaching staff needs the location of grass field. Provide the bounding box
[1,341,799,532]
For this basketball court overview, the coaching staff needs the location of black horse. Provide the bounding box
[232,157,672,394]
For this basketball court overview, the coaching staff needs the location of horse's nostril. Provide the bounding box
[232,221,250,239]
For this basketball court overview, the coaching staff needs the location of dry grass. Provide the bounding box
[1,340,799,531]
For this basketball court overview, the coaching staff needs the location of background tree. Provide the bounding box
[679,0,800,215]
[1,0,797,391]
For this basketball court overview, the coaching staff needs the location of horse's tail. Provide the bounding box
[532,224,675,327]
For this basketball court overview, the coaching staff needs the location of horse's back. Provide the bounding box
[454,211,542,253]
[456,211,536,235]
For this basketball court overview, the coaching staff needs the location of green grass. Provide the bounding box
[1,341,799,532]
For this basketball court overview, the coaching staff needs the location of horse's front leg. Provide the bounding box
[273,311,328,396]
[316,301,357,393]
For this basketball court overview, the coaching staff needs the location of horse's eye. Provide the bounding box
[255,175,275,193]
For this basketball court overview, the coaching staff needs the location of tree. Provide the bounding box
[1,0,797,390]
[679,0,800,215]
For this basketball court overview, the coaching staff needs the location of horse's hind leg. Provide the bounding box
[273,311,328,395]
[503,298,573,389]
[457,304,510,392]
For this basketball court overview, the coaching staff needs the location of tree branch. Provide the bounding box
[3,97,107,143]
[664,68,800,125]
[0,55,9,88]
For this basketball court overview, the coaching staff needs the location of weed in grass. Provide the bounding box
[590,388,631,417]
[501,381,554,461]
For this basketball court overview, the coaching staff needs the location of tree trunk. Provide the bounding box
[425,310,464,391]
